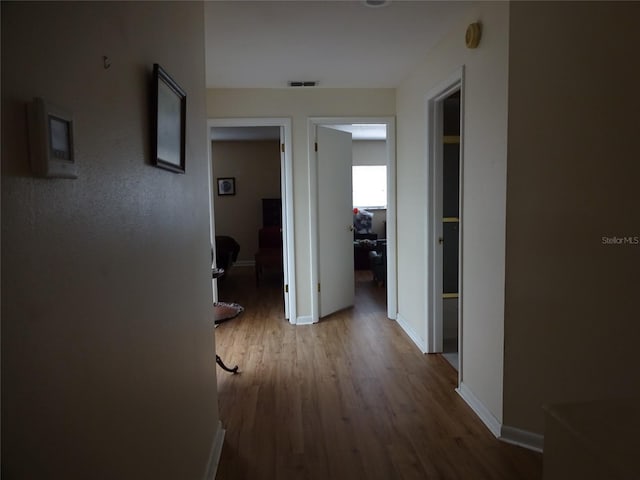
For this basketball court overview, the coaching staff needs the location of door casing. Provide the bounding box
[425,68,464,386]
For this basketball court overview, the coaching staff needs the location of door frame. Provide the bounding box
[425,68,464,382]
[308,116,397,323]
[207,117,296,324]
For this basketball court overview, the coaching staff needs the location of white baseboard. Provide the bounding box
[456,384,544,453]
[204,421,225,480]
[500,425,544,453]
[456,382,502,438]
[234,260,255,267]
[395,313,427,353]
[296,315,315,325]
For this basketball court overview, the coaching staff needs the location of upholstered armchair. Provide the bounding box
[254,227,283,285]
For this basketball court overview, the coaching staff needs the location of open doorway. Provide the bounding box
[441,91,461,370]
[336,124,389,304]
[308,117,397,323]
[426,68,464,382]
[207,118,295,323]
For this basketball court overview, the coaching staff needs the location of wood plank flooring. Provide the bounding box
[214,267,541,480]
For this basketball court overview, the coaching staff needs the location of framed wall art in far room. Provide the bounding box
[152,63,186,173]
[217,177,236,196]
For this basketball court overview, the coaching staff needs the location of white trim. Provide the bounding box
[206,119,219,304]
[500,425,544,453]
[296,315,314,325]
[207,117,296,324]
[396,313,427,354]
[456,382,501,438]
[308,122,320,323]
[385,118,398,320]
[279,124,296,323]
[204,421,225,480]
[424,67,465,388]
[425,86,443,353]
[308,116,397,322]
[457,68,466,387]
[457,383,543,453]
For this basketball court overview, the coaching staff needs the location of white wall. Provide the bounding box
[504,1,640,434]
[352,140,386,166]
[396,2,509,423]
[1,3,219,478]
[212,140,281,263]
[206,89,395,316]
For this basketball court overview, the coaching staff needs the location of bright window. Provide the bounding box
[352,165,387,208]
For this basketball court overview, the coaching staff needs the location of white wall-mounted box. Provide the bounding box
[27,97,77,179]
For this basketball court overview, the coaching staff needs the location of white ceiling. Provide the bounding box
[205,1,471,89]
[211,126,281,141]
[330,124,387,140]
[211,124,387,141]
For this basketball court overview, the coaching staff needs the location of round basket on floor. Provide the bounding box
[213,302,244,325]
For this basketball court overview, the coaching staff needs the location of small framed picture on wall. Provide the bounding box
[217,177,236,196]
[152,63,186,174]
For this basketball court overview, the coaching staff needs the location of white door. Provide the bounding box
[317,126,354,318]
[279,126,290,319]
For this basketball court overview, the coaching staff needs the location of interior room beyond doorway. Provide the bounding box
[333,123,389,308]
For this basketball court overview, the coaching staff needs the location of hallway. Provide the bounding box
[214,267,541,479]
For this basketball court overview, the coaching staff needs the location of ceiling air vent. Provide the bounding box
[288,81,318,87]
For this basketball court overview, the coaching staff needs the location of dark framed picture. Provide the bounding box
[152,63,186,173]
[217,177,236,196]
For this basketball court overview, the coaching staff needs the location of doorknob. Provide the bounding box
[438,237,444,245]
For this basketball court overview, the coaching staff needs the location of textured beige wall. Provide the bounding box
[396,2,509,423]
[504,1,640,434]
[1,2,219,478]
[206,88,395,316]
[212,140,281,262]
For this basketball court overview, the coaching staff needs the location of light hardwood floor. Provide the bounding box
[214,267,541,480]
